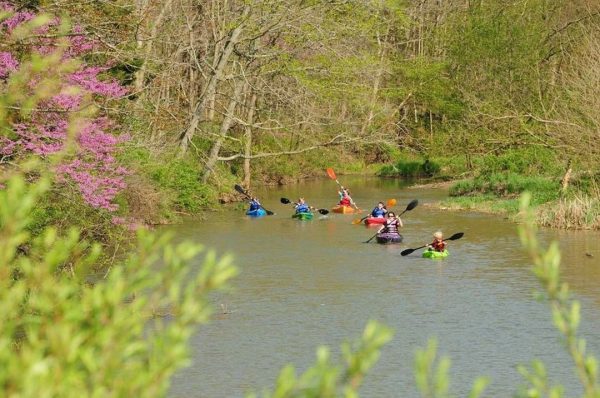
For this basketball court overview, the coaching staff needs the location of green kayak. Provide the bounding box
[292,212,314,221]
[422,249,449,259]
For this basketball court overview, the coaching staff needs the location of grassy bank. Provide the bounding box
[443,173,600,230]
[379,149,600,230]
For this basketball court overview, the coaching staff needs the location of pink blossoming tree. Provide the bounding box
[0,2,128,211]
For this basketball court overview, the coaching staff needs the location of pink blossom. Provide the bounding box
[0,136,16,156]
[0,52,18,78]
[1,6,129,211]
[69,67,128,98]
[0,4,35,33]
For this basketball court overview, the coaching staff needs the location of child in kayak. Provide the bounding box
[377,211,403,234]
[248,197,262,212]
[338,186,358,209]
[371,202,387,218]
[295,198,311,214]
[428,231,447,252]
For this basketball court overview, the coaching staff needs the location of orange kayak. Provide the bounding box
[332,205,360,214]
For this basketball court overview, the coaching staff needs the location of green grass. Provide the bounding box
[450,173,560,205]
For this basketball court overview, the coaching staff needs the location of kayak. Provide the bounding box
[246,208,267,217]
[364,216,386,226]
[292,212,314,221]
[332,205,360,214]
[422,249,449,259]
[375,232,403,244]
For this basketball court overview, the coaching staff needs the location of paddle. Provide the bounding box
[352,198,399,225]
[400,232,464,256]
[234,184,274,215]
[280,197,330,215]
[327,167,359,210]
[363,199,419,242]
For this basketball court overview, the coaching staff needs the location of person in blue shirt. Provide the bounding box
[371,202,387,218]
[295,197,311,213]
[248,197,262,211]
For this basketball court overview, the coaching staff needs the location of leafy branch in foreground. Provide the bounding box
[248,321,393,398]
[0,173,238,397]
[414,339,489,398]
[517,192,599,398]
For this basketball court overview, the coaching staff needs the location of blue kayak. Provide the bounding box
[246,208,267,217]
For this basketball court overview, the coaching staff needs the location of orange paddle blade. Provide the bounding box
[352,218,363,225]
[387,199,397,207]
[326,168,337,180]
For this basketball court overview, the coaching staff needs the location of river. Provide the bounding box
[168,176,600,397]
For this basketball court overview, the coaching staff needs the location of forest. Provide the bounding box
[1,0,600,396]
[2,0,598,242]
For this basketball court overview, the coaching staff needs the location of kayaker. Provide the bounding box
[370,202,387,218]
[248,197,262,212]
[427,231,447,252]
[378,211,402,234]
[338,186,357,209]
[295,197,311,214]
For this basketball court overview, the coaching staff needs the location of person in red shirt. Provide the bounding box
[338,186,357,209]
[428,231,447,252]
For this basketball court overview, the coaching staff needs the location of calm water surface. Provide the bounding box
[168,177,600,397]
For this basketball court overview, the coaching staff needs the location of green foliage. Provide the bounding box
[518,193,600,397]
[475,148,563,177]
[0,172,237,397]
[378,157,441,178]
[27,185,127,246]
[516,360,564,398]
[150,158,217,212]
[446,0,550,112]
[249,321,393,398]
[392,57,463,119]
[119,146,218,213]
[414,339,489,398]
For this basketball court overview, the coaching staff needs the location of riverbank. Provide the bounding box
[379,149,600,231]
[412,178,600,231]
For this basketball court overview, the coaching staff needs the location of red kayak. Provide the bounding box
[364,216,386,226]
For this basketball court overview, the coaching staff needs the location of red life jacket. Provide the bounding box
[431,240,447,252]
[340,197,351,206]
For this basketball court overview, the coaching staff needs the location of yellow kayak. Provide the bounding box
[331,205,360,214]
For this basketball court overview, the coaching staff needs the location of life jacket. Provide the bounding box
[339,197,351,206]
[371,207,386,217]
[249,200,261,211]
[384,218,399,234]
[431,239,447,252]
[296,203,310,213]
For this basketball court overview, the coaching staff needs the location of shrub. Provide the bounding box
[150,158,217,212]
[378,158,441,178]
[0,173,237,397]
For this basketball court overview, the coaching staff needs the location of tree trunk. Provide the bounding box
[360,29,387,135]
[243,92,258,188]
[202,80,245,183]
[134,0,174,94]
[180,5,250,155]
